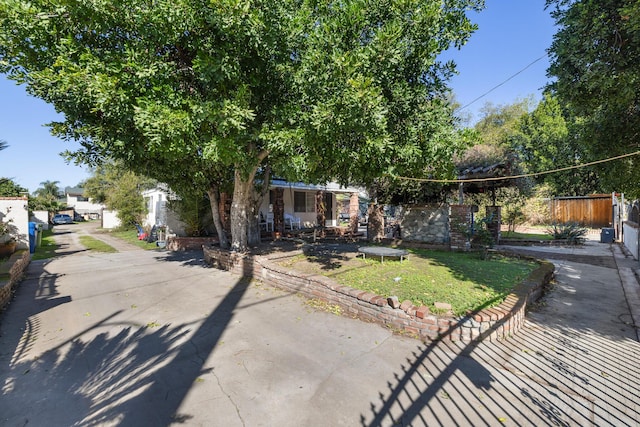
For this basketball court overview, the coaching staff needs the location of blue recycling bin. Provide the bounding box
[28,222,37,253]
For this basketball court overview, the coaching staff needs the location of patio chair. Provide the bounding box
[284,213,301,230]
[261,213,274,232]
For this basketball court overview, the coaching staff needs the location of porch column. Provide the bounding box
[273,188,284,233]
[349,192,359,234]
[316,191,326,229]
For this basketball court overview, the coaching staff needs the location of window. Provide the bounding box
[294,191,315,213]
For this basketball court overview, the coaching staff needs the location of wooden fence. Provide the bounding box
[550,194,613,228]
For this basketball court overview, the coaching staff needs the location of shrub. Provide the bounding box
[546,222,588,244]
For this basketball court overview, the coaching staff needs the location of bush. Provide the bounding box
[546,222,588,244]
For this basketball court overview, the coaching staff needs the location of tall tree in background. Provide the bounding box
[0,0,482,250]
[510,93,600,196]
[547,0,640,197]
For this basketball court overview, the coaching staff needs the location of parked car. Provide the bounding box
[52,214,73,225]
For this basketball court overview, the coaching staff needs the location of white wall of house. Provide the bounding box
[0,197,29,249]
[30,210,50,230]
[66,193,104,215]
[142,187,186,236]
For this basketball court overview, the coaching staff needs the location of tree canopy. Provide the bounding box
[547,0,640,197]
[0,177,27,197]
[1,0,483,249]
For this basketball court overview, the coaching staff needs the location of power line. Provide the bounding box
[388,150,640,184]
[456,54,548,112]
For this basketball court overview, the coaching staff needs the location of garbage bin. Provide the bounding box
[36,223,43,247]
[28,221,37,253]
[600,227,614,243]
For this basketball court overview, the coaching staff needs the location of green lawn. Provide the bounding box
[31,229,58,260]
[281,248,537,316]
[107,229,159,250]
[78,235,117,253]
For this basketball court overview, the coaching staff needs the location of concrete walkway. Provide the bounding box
[1,225,640,426]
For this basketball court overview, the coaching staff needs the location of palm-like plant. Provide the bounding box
[34,180,61,200]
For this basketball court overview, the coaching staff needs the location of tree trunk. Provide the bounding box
[207,184,228,249]
[230,170,251,251]
[367,203,385,242]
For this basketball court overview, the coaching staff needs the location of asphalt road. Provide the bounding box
[1,223,640,426]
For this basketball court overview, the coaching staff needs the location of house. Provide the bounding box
[260,179,366,228]
[137,181,366,235]
[64,187,104,219]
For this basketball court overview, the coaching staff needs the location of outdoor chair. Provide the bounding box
[284,213,301,230]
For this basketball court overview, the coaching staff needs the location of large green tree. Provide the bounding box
[510,93,600,195]
[547,0,640,197]
[1,0,482,250]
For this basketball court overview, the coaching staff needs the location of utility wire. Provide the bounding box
[388,150,640,184]
[456,54,548,111]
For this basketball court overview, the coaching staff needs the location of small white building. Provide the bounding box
[142,185,186,235]
[0,196,29,249]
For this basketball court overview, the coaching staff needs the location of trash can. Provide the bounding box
[600,227,614,243]
[36,223,43,247]
[28,222,37,253]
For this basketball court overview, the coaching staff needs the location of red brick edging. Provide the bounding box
[203,247,554,342]
[0,250,31,310]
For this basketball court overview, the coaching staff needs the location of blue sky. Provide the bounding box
[0,1,556,194]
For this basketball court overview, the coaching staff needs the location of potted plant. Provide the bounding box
[0,218,17,258]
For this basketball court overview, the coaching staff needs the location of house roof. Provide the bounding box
[270,179,367,197]
[65,186,84,196]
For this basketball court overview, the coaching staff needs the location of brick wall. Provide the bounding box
[449,205,472,251]
[203,246,554,342]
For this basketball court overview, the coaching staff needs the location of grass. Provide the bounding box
[281,248,537,316]
[78,235,117,253]
[107,229,159,250]
[31,229,58,261]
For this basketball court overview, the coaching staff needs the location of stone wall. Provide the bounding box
[203,246,554,342]
[0,250,30,310]
[398,204,449,244]
[166,236,219,251]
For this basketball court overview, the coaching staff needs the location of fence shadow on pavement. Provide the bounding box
[362,312,640,426]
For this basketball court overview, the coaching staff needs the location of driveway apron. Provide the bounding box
[1,225,640,426]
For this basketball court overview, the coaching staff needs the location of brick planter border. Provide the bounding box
[203,247,554,342]
[0,250,31,311]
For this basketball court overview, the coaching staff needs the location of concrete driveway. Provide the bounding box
[1,223,640,426]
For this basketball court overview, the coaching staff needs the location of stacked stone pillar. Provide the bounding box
[485,205,502,245]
